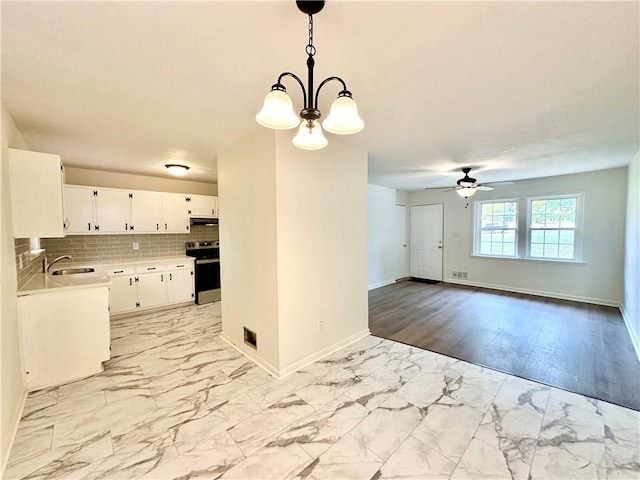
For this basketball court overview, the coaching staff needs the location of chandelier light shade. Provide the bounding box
[256,0,364,150]
[165,164,190,176]
[256,88,300,130]
[292,120,328,150]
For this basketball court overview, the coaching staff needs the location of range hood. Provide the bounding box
[190,217,219,227]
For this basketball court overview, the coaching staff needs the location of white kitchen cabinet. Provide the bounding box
[9,148,65,238]
[107,259,194,315]
[131,190,162,233]
[187,194,218,218]
[64,186,131,234]
[18,286,110,390]
[136,266,167,309]
[96,189,131,233]
[167,262,195,304]
[106,266,137,314]
[161,193,190,233]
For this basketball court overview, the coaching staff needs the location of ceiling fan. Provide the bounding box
[442,167,502,198]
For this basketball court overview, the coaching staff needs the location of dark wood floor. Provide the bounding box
[369,280,640,411]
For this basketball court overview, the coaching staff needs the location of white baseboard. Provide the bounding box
[220,329,371,379]
[445,278,620,308]
[219,332,280,378]
[1,388,27,477]
[277,328,371,378]
[620,304,640,363]
[368,279,396,291]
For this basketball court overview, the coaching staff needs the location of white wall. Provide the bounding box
[218,129,369,376]
[275,133,369,372]
[218,129,281,371]
[623,152,640,359]
[1,105,29,472]
[64,166,217,195]
[409,168,627,306]
[368,184,406,289]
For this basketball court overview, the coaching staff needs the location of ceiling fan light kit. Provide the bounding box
[256,0,364,150]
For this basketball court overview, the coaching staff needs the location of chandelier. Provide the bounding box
[256,0,364,150]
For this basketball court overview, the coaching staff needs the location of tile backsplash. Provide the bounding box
[15,238,45,290]
[42,225,218,265]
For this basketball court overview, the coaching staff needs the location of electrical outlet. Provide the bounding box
[317,319,325,332]
[133,242,139,250]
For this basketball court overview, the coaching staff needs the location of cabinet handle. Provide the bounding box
[129,278,132,286]
[147,267,156,270]
[161,274,164,282]
[88,222,91,231]
[165,223,168,230]
[95,225,100,231]
[125,223,128,230]
[169,273,172,281]
[156,223,159,231]
[114,270,124,274]
[176,264,184,268]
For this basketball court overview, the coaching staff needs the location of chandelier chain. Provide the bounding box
[305,13,316,57]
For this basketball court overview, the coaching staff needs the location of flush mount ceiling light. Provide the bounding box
[165,164,190,177]
[256,0,364,150]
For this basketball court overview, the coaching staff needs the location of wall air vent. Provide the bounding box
[244,327,257,350]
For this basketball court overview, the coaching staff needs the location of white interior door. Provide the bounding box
[393,205,409,279]
[410,204,443,281]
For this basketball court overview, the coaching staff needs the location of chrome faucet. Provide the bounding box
[46,255,72,272]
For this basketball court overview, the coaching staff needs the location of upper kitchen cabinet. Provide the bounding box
[161,193,190,233]
[187,194,218,218]
[64,186,131,234]
[9,148,65,238]
[130,190,162,233]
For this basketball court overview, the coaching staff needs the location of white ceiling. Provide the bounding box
[2,1,638,191]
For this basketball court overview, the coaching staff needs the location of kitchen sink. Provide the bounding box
[51,267,96,276]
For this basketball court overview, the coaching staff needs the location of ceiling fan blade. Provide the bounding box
[476,185,494,191]
[486,181,514,186]
[440,187,459,193]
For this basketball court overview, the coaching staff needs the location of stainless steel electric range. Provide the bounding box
[185,241,220,304]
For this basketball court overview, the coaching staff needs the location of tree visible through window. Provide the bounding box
[529,197,577,260]
[478,201,518,257]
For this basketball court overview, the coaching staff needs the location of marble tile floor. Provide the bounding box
[6,303,640,480]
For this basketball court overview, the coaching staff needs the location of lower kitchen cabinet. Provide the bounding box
[18,286,111,390]
[106,258,194,315]
[167,263,195,304]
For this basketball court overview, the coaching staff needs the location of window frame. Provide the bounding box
[473,198,520,259]
[525,193,584,262]
[472,193,585,263]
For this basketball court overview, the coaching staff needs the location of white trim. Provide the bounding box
[25,364,105,392]
[220,329,371,379]
[219,332,280,378]
[444,278,620,307]
[368,279,396,291]
[1,389,27,477]
[277,329,371,378]
[620,304,640,363]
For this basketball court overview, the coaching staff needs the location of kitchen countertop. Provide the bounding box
[18,256,195,296]
[18,265,112,296]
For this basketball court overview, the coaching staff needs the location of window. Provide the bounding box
[474,194,583,262]
[528,196,581,261]
[476,200,518,257]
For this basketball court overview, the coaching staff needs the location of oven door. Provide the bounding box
[195,258,221,304]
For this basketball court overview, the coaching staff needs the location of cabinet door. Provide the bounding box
[167,268,194,304]
[95,189,131,233]
[137,272,167,309]
[187,194,217,217]
[161,193,189,233]
[109,276,138,314]
[64,185,97,234]
[9,149,66,238]
[131,190,162,233]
